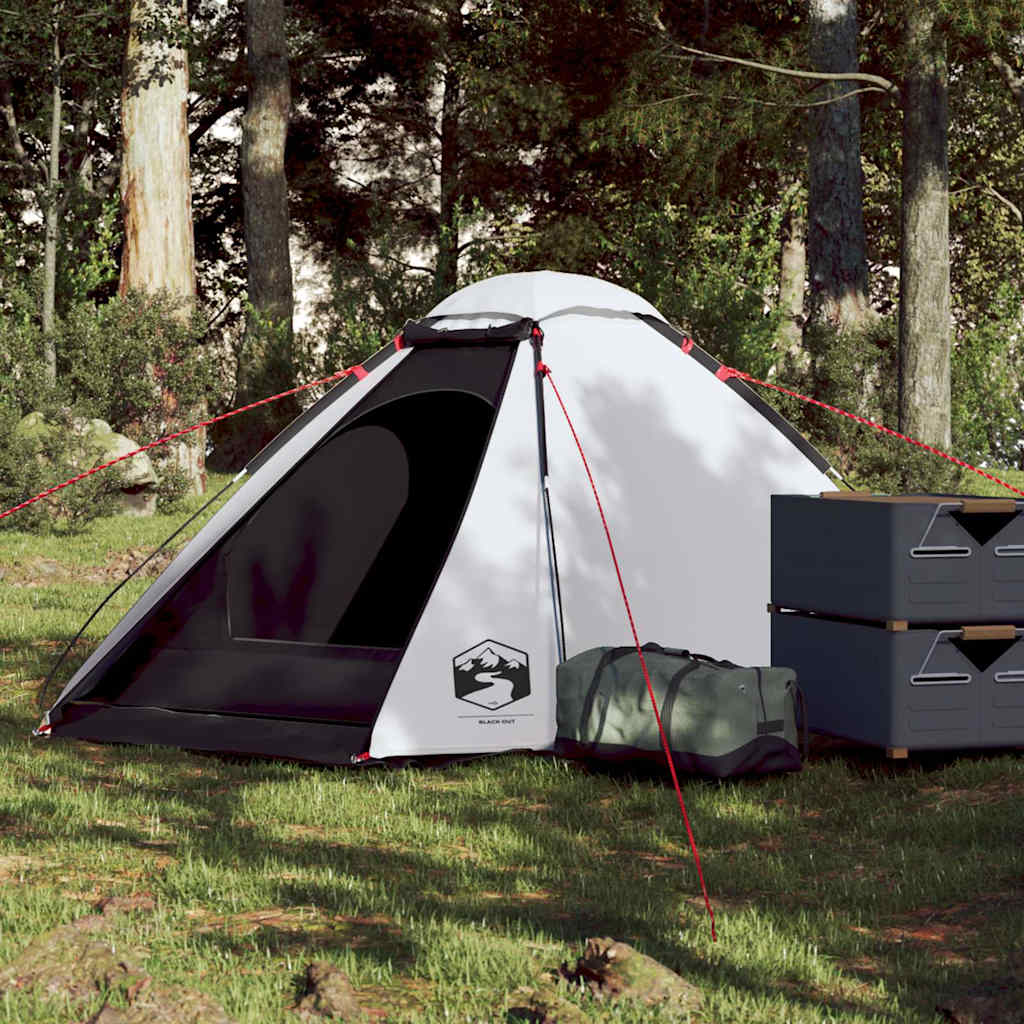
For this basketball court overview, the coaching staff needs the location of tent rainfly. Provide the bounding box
[39,272,837,764]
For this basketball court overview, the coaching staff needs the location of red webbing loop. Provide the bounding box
[539,363,717,942]
[715,365,1024,498]
[0,365,368,522]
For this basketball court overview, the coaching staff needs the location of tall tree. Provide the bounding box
[120,0,195,302]
[234,0,297,458]
[898,2,950,449]
[0,2,124,382]
[435,0,463,300]
[807,0,872,332]
[119,0,204,491]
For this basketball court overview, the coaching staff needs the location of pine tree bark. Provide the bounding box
[233,0,296,463]
[119,0,204,492]
[898,4,951,449]
[435,2,462,302]
[241,0,293,356]
[807,0,871,331]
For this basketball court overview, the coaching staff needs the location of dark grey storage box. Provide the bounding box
[770,610,1024,750]
[772,493,1024,623]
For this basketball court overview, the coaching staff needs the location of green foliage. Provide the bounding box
[951,282,1024,469]
[151,461,194,516]
[207,302,301,471]
[0,283,55,417]
[618,200,784,381]
[0,292,212,531]
[297,235,436,388]
[59,194,122,308]
[56,291,211,440]
[775,318,965,493]
[0,403,125,535]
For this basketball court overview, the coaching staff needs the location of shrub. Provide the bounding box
[0,291,213,531]
[774,317,964,494]
[0,403,126,534]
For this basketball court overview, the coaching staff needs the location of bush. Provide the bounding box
[0,403,126,534]
[772,317,964,494]
[0,291,213,531]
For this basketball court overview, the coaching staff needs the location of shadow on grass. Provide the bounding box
[2,687,1020,1022]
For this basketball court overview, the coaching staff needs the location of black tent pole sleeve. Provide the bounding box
[532,325,567,663]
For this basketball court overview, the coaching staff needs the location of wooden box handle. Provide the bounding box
[960,625,1018,641]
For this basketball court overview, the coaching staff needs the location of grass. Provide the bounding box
[1,473,1024,1022]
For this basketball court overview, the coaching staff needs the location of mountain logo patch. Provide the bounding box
[453,640,530,711]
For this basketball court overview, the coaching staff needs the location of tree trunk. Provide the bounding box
[120,0,204,493]
[231,0,296,464]
[41,23,60,385]
[806,0,871,332]
[435,5,462,302]
[241,0,293,348]
[773,178,807,372]
[898,4,951,450]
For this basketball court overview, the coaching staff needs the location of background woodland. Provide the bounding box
[4,0,1024,520]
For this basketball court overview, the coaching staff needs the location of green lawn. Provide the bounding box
[1,474,1023,1022]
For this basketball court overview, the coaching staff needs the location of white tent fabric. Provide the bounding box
[369,272,835,758]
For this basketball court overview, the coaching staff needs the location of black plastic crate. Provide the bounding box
[770,609,1024,750]
[772,493,1024,623]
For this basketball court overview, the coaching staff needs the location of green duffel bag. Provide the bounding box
[554,643,806,778]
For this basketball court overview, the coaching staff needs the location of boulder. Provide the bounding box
[15,411,158,516]
[79,418,158,516]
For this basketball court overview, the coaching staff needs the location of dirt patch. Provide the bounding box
[0,854,49,879]
[856,890,1024,952]
[4,549,179,589]
[189,907,407,958]
[937,950,1024,1023]
[920,780,1024,811]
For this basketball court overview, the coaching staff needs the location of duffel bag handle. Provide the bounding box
[579,643,688,742]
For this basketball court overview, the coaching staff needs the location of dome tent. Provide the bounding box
[39,272,836,764]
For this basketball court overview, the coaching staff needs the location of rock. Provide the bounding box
[0,914,235,1024]
[937,952,1024,1024]
[15,411,159,516]
[13,411,52,444]
[0,920,148,1003]
[83,978,236,1024]
[293,961,367,1021]
[79,419,158,516]
[506,982,592,1023]
[558,937,701,1018]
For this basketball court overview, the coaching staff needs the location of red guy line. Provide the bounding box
[0,367,364,522]
[537,361,717,942]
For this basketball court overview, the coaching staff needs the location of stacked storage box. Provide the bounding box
[770,493,1024,754]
